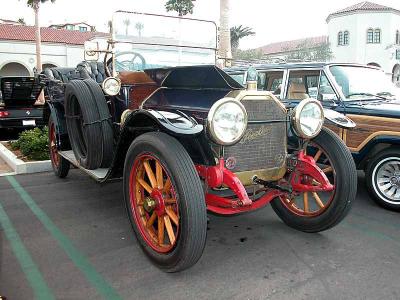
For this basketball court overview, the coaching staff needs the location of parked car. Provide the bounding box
[0,76,48,129]
[226,62,400,211]
[44,12,357,272]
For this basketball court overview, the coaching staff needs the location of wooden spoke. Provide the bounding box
[164,198,177,204]
[314,150,323,162]
[164,215,175,245]
[323,166,333,174]
[156,161,163,189]
[137,178,153,194]
[158,216,164,245]
[303,192,309,213]
[147,212,157,228]
[143,160,157,188]
[312,192,325,208]
[166,207,179,226]
[163,178,172,193]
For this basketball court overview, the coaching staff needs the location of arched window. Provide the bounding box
[338,31,343,45]
[396,30,400,45]
[343,31,349,45]
[367,28,374,43]
[373,28,381,43]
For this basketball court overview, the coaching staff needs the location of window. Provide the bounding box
[367,28,374,43]
[374,29,381,43]
[79,26,87,32]
[338,31,343,45]
[286,70,320,100]
[318,73,338,102]
[258,71,284,98]
[66,24,74,30]
[343,31,349,45]
[396,30,400,45]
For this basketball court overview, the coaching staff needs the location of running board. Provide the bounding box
[59,150,109,181]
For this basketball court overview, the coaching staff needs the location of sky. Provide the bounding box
[2,0,400,49]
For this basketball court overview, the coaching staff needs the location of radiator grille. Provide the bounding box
[224,98,287,173]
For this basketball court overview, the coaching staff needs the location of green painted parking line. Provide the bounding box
[6,176,122,300]
[0,201,55,300]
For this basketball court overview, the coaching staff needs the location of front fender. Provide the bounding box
[323,109,356,129]
[123,109,204,136]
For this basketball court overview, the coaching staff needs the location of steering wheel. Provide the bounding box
[114,51,146,72]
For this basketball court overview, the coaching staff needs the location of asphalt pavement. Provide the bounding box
[0,170,399,300]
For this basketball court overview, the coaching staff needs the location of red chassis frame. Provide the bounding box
[195,150,334,215]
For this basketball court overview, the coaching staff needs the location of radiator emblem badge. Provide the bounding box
[225,157,237,170]
[239,125,272,144]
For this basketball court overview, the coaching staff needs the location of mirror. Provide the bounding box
[84,41,99,61]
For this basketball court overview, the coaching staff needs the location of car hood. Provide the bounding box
[347,99,400,118]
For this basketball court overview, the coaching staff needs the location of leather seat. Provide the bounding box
[287,82,309,100]
[76,61,106,83]
[43,68,77,83]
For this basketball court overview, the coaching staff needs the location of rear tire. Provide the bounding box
[123,132,207,272]
[271,128,357,232]
[48,116,70,178]
[366,148,400,211]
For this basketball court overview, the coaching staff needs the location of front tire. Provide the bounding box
[123,132,207,272]
[366,148,400,211]
[271,128,357,232]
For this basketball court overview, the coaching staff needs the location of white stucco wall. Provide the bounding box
[0,40,85,76]
[328,11,400,75]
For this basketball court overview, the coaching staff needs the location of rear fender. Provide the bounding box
[48,101,70,150]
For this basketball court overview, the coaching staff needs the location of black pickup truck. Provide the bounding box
[0,76,48,129]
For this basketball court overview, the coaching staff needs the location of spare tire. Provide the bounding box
[65,80,113,169]
[83,79,114,167]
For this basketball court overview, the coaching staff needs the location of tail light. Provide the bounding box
[0,111,10,118]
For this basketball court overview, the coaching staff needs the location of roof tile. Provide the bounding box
[0,24,107,45]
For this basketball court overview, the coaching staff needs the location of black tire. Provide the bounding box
[271,127,357,232]
[48,116,70,178]
[365,148,400,211]
[65,80,112,169]
[123,132,207,272]
[83,79,113,167]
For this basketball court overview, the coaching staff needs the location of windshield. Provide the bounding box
[329,66,400,101]
[112,11,217,71]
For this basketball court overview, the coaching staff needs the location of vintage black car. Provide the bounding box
[44,12,357,272]
[0,76,48,129]
[226,62,400,211]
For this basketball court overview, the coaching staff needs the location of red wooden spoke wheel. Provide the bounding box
[279,143,336,217]
[48,116,70,178]
[129,154,180,253]
[271,128,356,233]
[49,121,60,168]
[123,132,207,272]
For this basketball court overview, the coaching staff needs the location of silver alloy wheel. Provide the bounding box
[372,157,400,204]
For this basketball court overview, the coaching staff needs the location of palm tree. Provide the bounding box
[123,18,131,36]
[135,22,144,37]
[230,25,255,52]
[219,0,232,67]
[27,0,56,73]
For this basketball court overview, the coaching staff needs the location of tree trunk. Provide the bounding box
[33,1,42,73]
[218,0,232,67]
[33,0,44,104]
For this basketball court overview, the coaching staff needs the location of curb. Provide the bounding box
[0,142,52,175]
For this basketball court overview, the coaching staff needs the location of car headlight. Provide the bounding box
[102,77,121,96]
[292,99,324,139]
[207,98,247,145]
